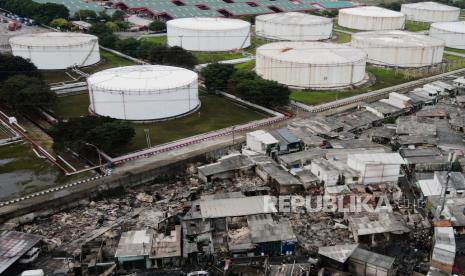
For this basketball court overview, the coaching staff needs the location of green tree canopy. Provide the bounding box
[0,53,41,82]
[0,75,56,114]
[201,63,236,93]
[0,0,69,24]
[50,18,70,29]
[111,10,126,21]
[148,20,166,32]
[74,9,97,21]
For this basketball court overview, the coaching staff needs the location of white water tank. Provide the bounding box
[256,42,367,89]
[9,32,100,70]
[338,6,405,31]
[255,12,333,41]
[401,2,460,22]
[167,17,250,51]
[351,30,444,67]
[430,21,465,49]
[87,65,199,121]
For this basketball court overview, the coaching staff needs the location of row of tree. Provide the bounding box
[89,23,196,69]
[201,63,290,107]
[0,0,69,24]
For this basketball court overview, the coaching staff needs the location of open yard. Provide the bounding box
[52,90,268,154]
[141,35,167,45]
[290,66,415,105]
[405,20,430,32]
[333,31,352,44]
[41,49,137,84]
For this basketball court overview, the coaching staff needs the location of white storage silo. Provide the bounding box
[351,30,445,67]
[9,32,100,70]
[167,17,251,51]
[401,2,460,23]
[256,42,367,89]
[430,21,465,49]
[87,65,199,121]
[338,6,405,31]
[255,12,333,41]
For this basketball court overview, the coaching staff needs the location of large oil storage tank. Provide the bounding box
[256,42,367,89]
[255,12,333,41]
[401,2,460,23]
[430,21,465,49]
[9,32,100,70]
[87,65,199,121]
[338,6,405,31]
[351,30,444,67]
[167,17,250,51]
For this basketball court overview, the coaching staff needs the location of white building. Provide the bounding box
[381,92,412,109]
[256,42,367,89]
[418,171,465,198]
[167,17,250,51]
[350,30,444,68]
[9,32,100,70]
[246,130,279,155]
[87,65,199,121]
[338,6,405,31]
[255,12,332,41]
[401,2,460,23]
[347,153,405,184]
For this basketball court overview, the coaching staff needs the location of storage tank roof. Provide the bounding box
[431,21,465,33]
[167,17,250,30]
[352,30,444,47]
[257,42,366,65]
[256,12,332,25]
[402,1,459,11]
[9,32,97,47]
[340,6,404,17]
[87,65,197,92]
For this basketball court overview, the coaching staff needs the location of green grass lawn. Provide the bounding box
[54,92,90,120]
[52,90,268,153]
[126,92,267,152]
[444,53,465,70]
[194,51,244,64]
[334,31,352,44]
[333,23,360,33]
[234,60,255,71]
[42,49,137,84]
[405,20,430,32]
[141,35,167,45]
[290,66,414,105]
[247,36,268,55]
[445,47,465,55]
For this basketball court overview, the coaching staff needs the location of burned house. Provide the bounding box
[255,162,304,194]
[151,225,182,268]
[348,213,410,245]
[197,153,254,183]
[348,247,396,276]
[115,230,153,270]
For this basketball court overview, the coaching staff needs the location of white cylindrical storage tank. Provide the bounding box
[87,65,199,121]
[430,21,465,49]
[256,42,367,89]
[9,32,100,70]
[338,6,405,31]
[401,2,460,23]
[167,17,250,51]
[351,30,444,67]
[255,12,333,41]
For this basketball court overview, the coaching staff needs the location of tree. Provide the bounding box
[451,160,463,172]
[115,20,129,31]
[0,0,69,24]
[50,116,135,154]
[85,121,135,152]
[146,45,197,69]
[112,10,126,21]
[235,78,289,107]
[148,20,166,32]
[50,18,70,30]
[380,1,401,11]
[0,53,41,82]
[227,70,257,94]
[105,21,120,32]
[74,9,98,21]
[115,38,141,57]
[99,34,118,48]
[89,22,114,38]
[201,63,236,92]
[0,75,56,114]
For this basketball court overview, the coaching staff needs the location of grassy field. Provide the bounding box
[194,51,244,64]
[290,66,414,105]
[334,31,352,44]
[445,47,465,55]
[141,35,167,45]
[52,90,268,153]
[333,23,360,33]
[54,92,90,119]
[444,53,465,71]
[405,21,430,32]
[247,36,268,54]
[234,60,255,71]
[42,49,137,84]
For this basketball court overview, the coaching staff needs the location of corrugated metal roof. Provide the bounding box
[350,248,395,270]
[0,231,43,274]
[318,243,358,263]
[200,195,277,218]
